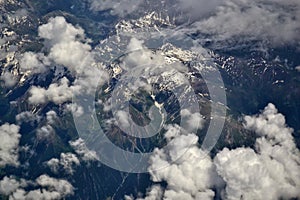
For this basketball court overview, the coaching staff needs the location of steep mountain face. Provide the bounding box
[0,0,300,199]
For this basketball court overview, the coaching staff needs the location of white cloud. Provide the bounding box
[125,185,163,200]
[147,125,221,200]
[36,125,55,141]
[0,176,27,196]
[65,103,84,117]
[123,38,165,68]
[180,109,205,132]
[38,16,85,45]
[38,16,98,76]
[19,52,48,74]
[46,158,60,173]
[28,77,73,105]
[134,103,300,200]
[16,111,41,125]
[193,0,300,45]
[215,147,278,200]
[26,16,108,105]
[214,103,300,200]
[115,110,131,129]
[0,71,18,88]
[0,123,21,167]
[48,41,93,73]
[46,110,57,125]
[244,103,295,150]
[58,153,80,174]
[47,153,80,175]
[28,175,74,199]
[2,175,74,200]
[296,66,300,72]
[69,138,99,161]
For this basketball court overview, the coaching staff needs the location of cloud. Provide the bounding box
[45,110,57,125]
[19,52,48,74]
[0,71,18,88]
[0,123,21,167]
[46,158,60,173]
[180,109,205,132]
[36,175,73,196]
[193,0,300,45]
[214,103,300,200]
[146,125,222,200]
[89,0,143,16]
[26,16,108,105]
[65,103,84,117]
[38,16,96,75]
[1,175,74,200]
[244,103,295,149]
[38,16,85,45]
[0,176,27,196]
[16,111,41,125]
[115,110,131,129]
[133,103,300,200]
[28,77,73,105]
[69,138,99,161]
[36,125,55,141]
[47,153,80,175]
[125,185,163,200]
[89,0,300,46]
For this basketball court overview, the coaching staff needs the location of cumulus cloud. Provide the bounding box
[28,77,73,105]
[46,158,60,173]
[133,103,300,200]
[38,17,84,44]
[0,176,27,196]
[115,110,131,129]
[123,38,165,68]
[19,52,48,74]
[0,71,18,88]
[215,103,300,200]
[25,16,108,105]
[146,125,222,200]
[0,123,21,167]
[244,103,295,149]
[0,175,74,200]
[69,138,99,161]
[193,0,300,45]
[36,125,55,141]
[65,103,84,117]
[36,175,73,196]
[180,109,205,132]
[125,185,163,200]
[45,110,57,125]
[10,175,73,200]
[47,153,80,174]
[16,111,41,125]
[38,16,100,76]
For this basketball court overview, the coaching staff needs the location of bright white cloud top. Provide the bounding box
[127,103,300,200]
